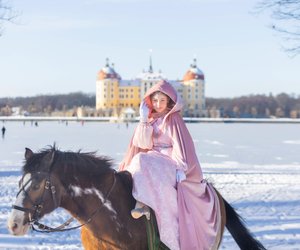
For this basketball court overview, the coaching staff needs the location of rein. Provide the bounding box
[13,170,117,233]
[29,170,133,249]
[34,171,117,233]
[12,150,128,249]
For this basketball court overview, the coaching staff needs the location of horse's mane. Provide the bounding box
[23,146,114,178]
[23,146,133,191]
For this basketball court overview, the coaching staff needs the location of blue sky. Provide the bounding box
[0,0,299,98]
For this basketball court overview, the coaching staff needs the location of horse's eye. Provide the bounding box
[32,184,40,190]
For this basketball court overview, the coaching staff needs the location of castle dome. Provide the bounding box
[183,59,204,81]
[97,58,121,80]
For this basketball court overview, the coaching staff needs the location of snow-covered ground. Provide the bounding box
[1,121,300,249]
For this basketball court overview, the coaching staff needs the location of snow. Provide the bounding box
[189,67,204,76]
[102,66,114,74]
[1,121,300,249]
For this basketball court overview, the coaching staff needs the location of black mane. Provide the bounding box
[23,146,114,177]
[23,146,133,191]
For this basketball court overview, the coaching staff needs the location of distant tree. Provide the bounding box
[256,0,300,56]
[1,92,300,118]
[0,0,17,36]
[0,92,96,115]
[206,93,300,118]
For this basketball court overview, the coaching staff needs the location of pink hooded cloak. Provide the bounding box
[119,80,221,250]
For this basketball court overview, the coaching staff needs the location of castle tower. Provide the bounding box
[137,52,165,100]
[96,58,121,114]
[182,58,205,117]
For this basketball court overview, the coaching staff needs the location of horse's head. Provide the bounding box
[8,147,64,236]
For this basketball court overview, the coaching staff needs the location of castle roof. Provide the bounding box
[183,58,204,81]
[97,58,121,80]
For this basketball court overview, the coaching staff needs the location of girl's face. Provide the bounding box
[151,92,169,113]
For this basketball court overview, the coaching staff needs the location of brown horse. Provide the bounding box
[8,147,266,250]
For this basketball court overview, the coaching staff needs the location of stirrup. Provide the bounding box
[131,206,150,220]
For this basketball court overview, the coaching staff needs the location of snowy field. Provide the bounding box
[0,121,300,250]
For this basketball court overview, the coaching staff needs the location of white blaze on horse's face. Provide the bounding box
[7,173,32,236]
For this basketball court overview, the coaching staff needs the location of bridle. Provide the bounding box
[12,169,122,248]
[12,172,58,225]
[12,169,117,234]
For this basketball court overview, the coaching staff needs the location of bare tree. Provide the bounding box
[256,0,300,56]
[0,0,17,36]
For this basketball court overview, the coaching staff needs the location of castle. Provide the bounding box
[96,57,206,118]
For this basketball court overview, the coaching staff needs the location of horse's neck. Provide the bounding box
[60,173,114,221]
[60,173,128,235]
[60,172,145,247]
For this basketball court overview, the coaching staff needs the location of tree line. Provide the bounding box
[0,92,300,118]
[0,92,95,116]
[206,93,300,118]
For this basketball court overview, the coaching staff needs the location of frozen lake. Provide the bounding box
[1,121,300,249]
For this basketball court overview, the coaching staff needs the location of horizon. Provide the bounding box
[0,0,300,98]
[0,89,298,100]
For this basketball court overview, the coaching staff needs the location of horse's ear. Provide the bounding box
[25,148,34,161]
[43,150,55,171]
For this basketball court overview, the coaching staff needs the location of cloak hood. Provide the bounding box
[143,80,184,122]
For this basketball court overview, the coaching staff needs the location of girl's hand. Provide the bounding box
[139,101,150,122]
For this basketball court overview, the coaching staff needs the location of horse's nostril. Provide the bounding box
[12,223,18,231]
